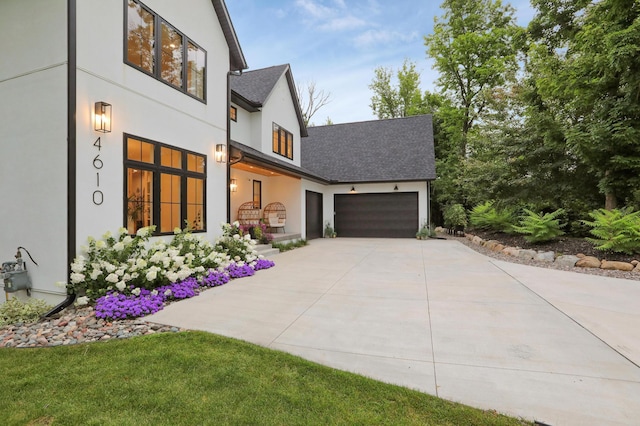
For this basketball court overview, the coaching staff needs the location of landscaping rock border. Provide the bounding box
[1,306,183,349]
[435,227,640,281]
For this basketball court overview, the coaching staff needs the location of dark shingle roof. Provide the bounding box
[302,115,436,183]
[230,65,289,105]
[230,64,308,137]
[211,0,247,71]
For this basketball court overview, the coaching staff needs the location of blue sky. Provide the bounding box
[226,0,536,124]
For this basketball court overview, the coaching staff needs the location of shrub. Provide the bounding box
[512,208,566,243]
[443,204,468,229]
[416,221,434,240]
[0,298,53,326]
[65,223,258,302]
[582,207,640,254]
[272,239,308,252]
[324,221,336,238]
[469,201,515,233]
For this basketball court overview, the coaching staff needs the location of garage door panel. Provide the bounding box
[335,192,418,238]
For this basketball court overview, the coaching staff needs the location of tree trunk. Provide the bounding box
[605,192,617,210]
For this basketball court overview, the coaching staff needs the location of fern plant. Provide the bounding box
[512,208,566,243]
[582,208,640,254]
[469,201,515,233]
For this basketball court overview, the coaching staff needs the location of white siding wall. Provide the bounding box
[0,0,68,303]
[230,103,253,147]
[259,76,301,166]
[74,0,230,246]
[0,0,234,303]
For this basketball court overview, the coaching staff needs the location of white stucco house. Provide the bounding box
[0,0,435,306]
[0,0,247,305]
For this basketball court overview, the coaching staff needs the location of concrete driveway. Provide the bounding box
[147,238,640,426]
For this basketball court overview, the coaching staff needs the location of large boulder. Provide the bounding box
[472,236,484,245]
[555,255,580,268]
[576,256,601,268]
[535,251,555,262]
[600,260,635,271]
[518,249,537,260]
[484,240,502,250]
[502,247,520,257]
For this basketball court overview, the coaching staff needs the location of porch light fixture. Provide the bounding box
[215,144,227,163]
[394,184,398,191]
[230,178,238,192]
[349,186,356,193]
[94,101,112,133]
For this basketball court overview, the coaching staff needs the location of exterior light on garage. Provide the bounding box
[349,186,356,193]
[394,184,398,191]
[215,144,227,163]
[94,101,112,133]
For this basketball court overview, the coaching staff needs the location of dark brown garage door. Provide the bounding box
[305,190,323,240]
[334,192,418,238]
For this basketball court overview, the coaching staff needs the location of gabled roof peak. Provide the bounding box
[230,64,307,137]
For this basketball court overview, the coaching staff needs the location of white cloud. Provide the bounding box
[353,29,420,48]
[318,15,367,31]
[295,0,334,19]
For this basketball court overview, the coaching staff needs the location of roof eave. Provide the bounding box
[211,0,248,71]
[283,67,308,137]
[231,91,261,112]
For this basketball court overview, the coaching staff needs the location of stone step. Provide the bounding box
[254,244,280,258]
[271,233,302,244]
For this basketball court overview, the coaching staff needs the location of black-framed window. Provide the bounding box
[253,180,262,209]
[125,0,206,101]
[124,134,206,235]
[272,123,293,159]
[230,106,237,122]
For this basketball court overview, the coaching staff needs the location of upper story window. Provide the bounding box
[230,106,237,122]
[126,0,206,101]
[272,123,293,160]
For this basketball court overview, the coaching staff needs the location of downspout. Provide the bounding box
[45,0,77,316]
[226,71,231,223]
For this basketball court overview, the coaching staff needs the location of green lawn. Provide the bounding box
[0,332,531,425]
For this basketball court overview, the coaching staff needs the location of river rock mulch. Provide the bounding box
[0,306,183,349]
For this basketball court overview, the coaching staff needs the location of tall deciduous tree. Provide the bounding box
[424,0,522,155]
[532,0,640,209]
[369,59,427,119]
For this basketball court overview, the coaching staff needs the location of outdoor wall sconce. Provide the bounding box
[394,184,398,191]
[230,178,238,192]
[215,144,227,163]
[349,186,356,193]
[94,101,112,133]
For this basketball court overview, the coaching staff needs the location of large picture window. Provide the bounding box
[272,123,293,160]
[124,135,206,235]
[126,0,206,101]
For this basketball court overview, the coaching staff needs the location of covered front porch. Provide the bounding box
[228,141,329,240]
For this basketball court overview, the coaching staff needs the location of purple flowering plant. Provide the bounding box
[70,223,276,321]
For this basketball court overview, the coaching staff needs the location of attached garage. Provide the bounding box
[334,192,418,238]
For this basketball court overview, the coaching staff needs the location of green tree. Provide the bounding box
[531,0,640,209]
[369,59,427,119]
[424,0,523,155]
